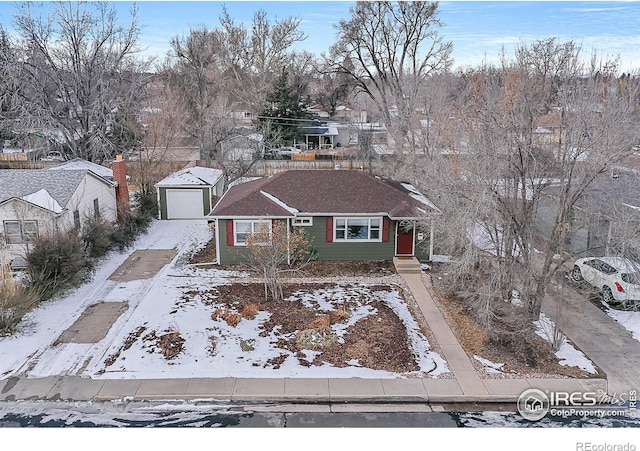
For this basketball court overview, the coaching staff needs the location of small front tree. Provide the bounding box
[245,220,313,301]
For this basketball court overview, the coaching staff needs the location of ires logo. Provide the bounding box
[517,389,638,421]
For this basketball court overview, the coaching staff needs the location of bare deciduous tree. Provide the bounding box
[219,7,307,112]
[327,1,452,152]
[427,39,640,322]
[10,2,152,163]
[245,220,313,301]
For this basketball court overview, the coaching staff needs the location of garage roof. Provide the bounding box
[156,166,224,187]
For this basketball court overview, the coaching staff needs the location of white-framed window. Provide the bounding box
[234,219,271,246]
[3,220,38,244]
[292,217,313,227]
[334,217,381,242]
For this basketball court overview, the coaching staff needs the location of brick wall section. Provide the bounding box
[111,155,130,220]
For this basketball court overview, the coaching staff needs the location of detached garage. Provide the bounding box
[156,166,224,219]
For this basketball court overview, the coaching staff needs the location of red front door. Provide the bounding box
[396,226,414,255]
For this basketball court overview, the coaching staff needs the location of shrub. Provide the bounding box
[110,205,154,252]
[329,306,351,323]
[222,311,242,327]
[82,216,113,259]
[27,231,90,300]
[241,303,259,319]
[308,315,331,332]
[135,191,158,220]
[0,278,39,335]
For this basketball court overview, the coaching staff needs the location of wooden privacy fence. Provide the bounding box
[196,159,372,176]
[0,153,28,161]
[247,159,371,176]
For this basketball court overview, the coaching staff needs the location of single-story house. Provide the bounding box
[155,166,224,219]
[299,122,339,150]
[208,169,440,265]
[0,168,118,267]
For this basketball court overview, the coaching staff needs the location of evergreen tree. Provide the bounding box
[259,68,311,147]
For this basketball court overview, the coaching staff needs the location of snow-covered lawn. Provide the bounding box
[0,220,447,380]
[534,313,597,374]
[605,307,640,343]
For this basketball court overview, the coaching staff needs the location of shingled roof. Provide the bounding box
[0,169,109,212]
[209,170,439,219]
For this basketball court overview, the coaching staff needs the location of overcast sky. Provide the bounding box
[0,1,639,72]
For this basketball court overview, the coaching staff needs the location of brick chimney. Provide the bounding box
[112,154,130,220]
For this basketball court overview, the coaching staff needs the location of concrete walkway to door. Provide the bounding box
[399,272,489,397]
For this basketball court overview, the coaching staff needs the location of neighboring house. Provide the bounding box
[156,166,224,220]
[535,171,640,260]
[218,128,265,162]
[331,105,367,124]
[228,102,256,127]
[533,110,564,158]
[208,170,440,265]
[299,121,340,151]
[0,169,118,267]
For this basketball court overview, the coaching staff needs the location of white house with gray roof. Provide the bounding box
[0,169,117,267]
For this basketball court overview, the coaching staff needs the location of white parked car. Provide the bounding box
[39,151,65,162]
[570,257,640,306]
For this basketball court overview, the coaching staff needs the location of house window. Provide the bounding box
[93,199,100,218]
[292,217,313,227]
[73,210,81,229]
[234,219,271,246]
[3,220,38,244]
[243,112,253,119]
[334,218,381,241]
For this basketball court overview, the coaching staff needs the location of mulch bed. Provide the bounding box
[190,233,217,264]
[427,267,605,379]
[188,234,396,278]
[201,282,421,374]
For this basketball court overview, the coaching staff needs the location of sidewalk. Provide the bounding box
[0,374,603,404]
[0,272,606,405]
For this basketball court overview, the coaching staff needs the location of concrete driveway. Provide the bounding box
[108,249,178,282]
[543,277,640,394]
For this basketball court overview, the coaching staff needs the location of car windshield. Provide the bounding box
[621,272,640,285]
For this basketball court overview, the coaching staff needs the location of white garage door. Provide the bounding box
[166,189,204,219]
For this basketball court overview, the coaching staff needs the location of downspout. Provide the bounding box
[215,218,221,264]
[287,218,291,265]
[156,189,161,220]
[429,217,435,261]
[412,221,416,256]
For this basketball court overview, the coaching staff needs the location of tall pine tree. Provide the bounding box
[259,68,311,147]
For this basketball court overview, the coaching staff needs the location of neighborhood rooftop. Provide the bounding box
[47,158,116,181]
[209,170,440,219]
[0,169,101,209]
[156,166,224,187]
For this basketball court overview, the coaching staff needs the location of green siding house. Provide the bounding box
[208,170,440,265]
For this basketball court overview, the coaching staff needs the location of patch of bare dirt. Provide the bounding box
[143,329,185,360]
[218,260,395,278]
[190,234,217,264]
[425,267,604,379]
[203,282,421,374]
